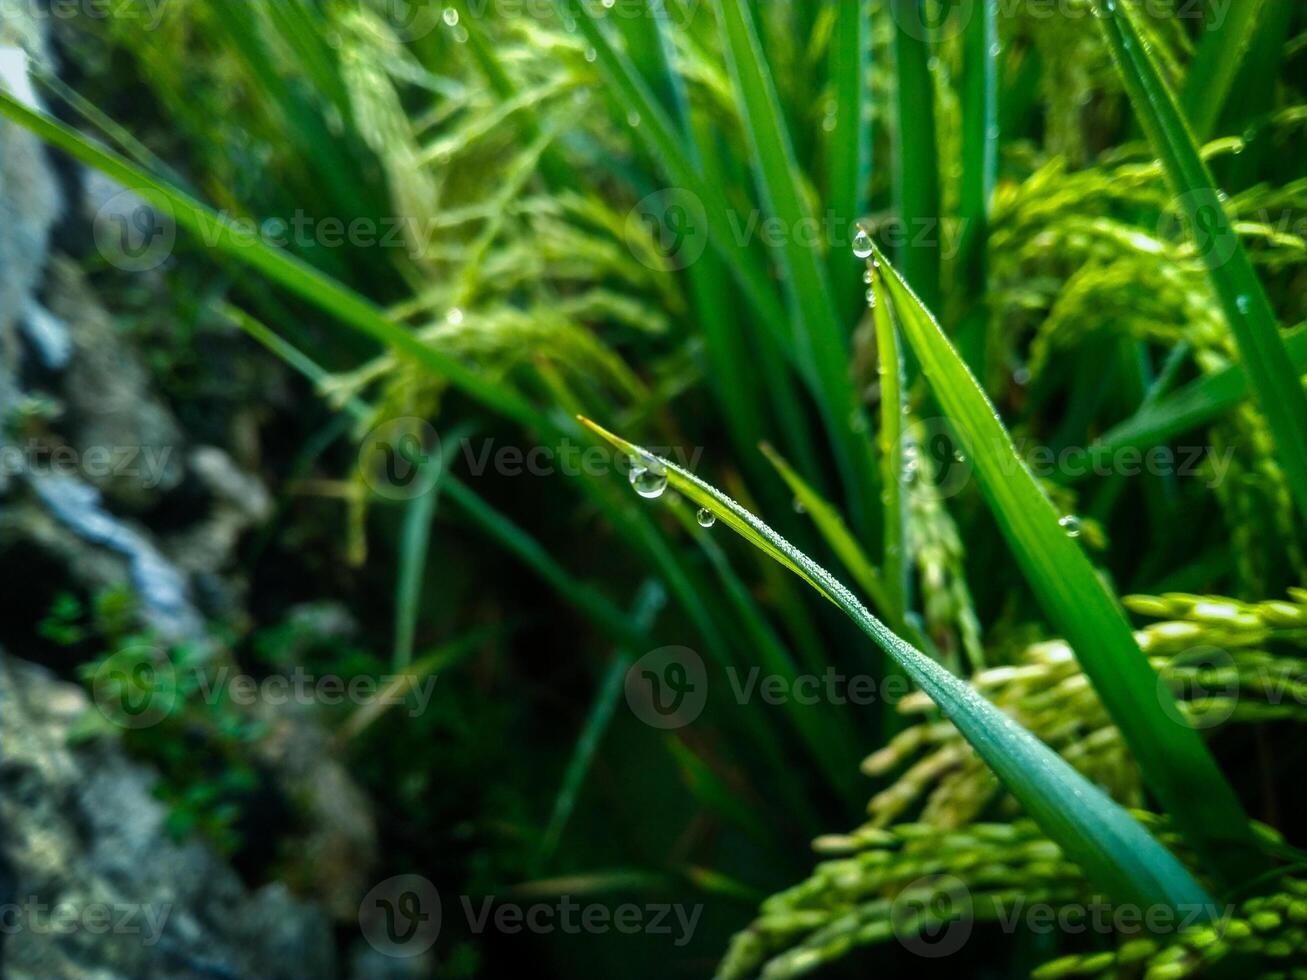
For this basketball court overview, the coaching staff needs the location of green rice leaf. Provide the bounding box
[0,89,547,434]
[1096,324,1307,456]
[711,0,878,528]
[1093,0,1307,528]
[864,239,1263,889]
[577,416,1213,912]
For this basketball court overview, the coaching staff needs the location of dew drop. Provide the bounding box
[1059,514,1083,539]
[584,45,597,63]
[628,454,668,499]
[866,288,877,309]
[627,110,642,128]
[852,229,873,259]
[447,307,465,326]
[863,269,873,285]
[442,6,459,26]
[792,497,807,515]
[696,507,717,528]
[1236,294,1251,315]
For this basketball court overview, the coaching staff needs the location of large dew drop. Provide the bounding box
[696,508,717,528]
[852,229,873,259]
[628,453,668,499]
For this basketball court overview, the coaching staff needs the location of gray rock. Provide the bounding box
[49,257,186,508]
[0,653,336,980]
[28,472,205,646]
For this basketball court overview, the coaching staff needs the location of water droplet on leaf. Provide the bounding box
[696,508,716,528]
[1059,515,1083,538]
[852,229,873,259]
[628,453,667,499]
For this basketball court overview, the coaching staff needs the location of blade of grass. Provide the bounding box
[1093,0,1307,528]
[229,306,820,828]
[1179,0,1268,142]
[530,358,827,829]
[864,240,1263,889]
[577,416,1214,912]
[393,427,460,670]
[826,0,872,321]
[759,443,892,622]
[759,440,915,740]
[0,90,552,434]
[1222,0,1296,190]
[954,0,998,374]
[624,0,774,473]
[871,278,909,628]
[666,738,772,846]
[711,0,879,530]
[664,494,862,802]
[338,628,495,742]
[534,651,632,867]
[554,0,793,359]
[556,0,825,488]
[204,0,374,220]
[888,0,942,311]
[534,580,664,872]
[1094,323,1307,458]
[221,307,645,649]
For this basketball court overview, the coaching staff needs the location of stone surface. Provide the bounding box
[0,653,336,980]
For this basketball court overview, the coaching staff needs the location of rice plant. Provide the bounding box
[4,0,1307,976]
